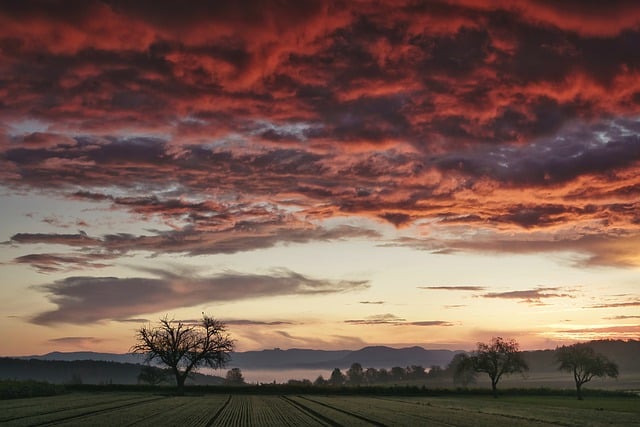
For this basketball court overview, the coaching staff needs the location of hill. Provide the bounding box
[0,358,224,385]
[228,348,350,369]
[303,346,462,369]
[23,346,461,370]
[14,339,640,376]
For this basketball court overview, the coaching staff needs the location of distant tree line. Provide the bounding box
[131,315,620,400]
[283,338,620,400]
[308,362,456,387]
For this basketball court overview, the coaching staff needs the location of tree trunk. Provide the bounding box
[175,373,186,396]
[576,382,583,400]
[491,380,498,398]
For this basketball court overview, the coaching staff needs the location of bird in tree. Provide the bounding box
[131,314,234,395]
[455,337,528,397]
[556,343,618,400]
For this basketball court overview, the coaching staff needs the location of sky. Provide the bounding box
[1,0,640,356]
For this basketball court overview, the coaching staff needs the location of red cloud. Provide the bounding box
[2,1,640,268]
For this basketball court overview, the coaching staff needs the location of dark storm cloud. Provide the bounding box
[433,123,640,186]
[32,268,370,324]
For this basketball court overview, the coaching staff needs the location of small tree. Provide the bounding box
[556,343,619,400]
[131,314,234,395]
[328,368,345,386]
[377,368,389,383]
[390,366,405,382]
[347,362,364,385]
[407,365,427,380]
[225,368,245,385]
[457,337,528,397]
[449,352,477,386]
[364,367,379,384]
[313,375,327,386]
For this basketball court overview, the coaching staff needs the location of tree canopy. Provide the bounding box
[456,337,528,397]
[225,367,245,386]
[131,314,234,395]
[556,343,618,400]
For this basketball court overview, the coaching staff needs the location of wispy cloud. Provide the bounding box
[481,287,575,305]
[399,233,640,268]
[604,315,640,320]
[32,268,370,324]
[345,313,453,327]
[47,336,105,346]
[419,286,486,291]
[12,253,115,273]
[9,224,380,262]
[225,319,295,326]
[588,299,640,309]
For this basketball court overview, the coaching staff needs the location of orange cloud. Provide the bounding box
[2,0,640,270]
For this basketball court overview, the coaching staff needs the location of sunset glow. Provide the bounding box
[1,0,639,356]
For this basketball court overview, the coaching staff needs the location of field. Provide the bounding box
[1,392,638,426]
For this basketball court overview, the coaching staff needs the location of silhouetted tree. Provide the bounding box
[137,365,168,385]
[313,375,327,386]
[448,353,477,386]
[329,368,345,386]
[390,366,405,382]
[556,343,619,400]
[347,362,364,385]
[131,314,234,395]
[457,337,528,397]
[364,367,379,384]
[407,365,427,380]
[225,368,245,385]
[377,368,390,383]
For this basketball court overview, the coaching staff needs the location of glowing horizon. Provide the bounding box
[1,0,639,356]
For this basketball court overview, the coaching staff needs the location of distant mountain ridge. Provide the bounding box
[21,346,463,370]
[5,340,639,385]
[17,340,640,372]
[23,351,146,365]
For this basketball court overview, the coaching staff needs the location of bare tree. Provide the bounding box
[456,337,528,397]
[131,314,234,395]
[556,343,618,400]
